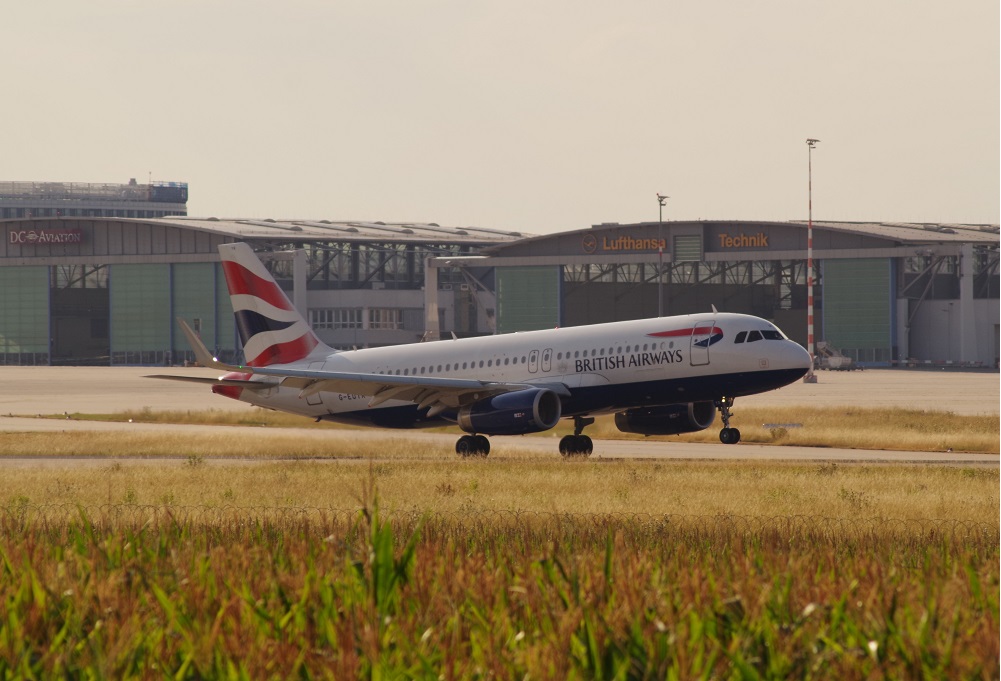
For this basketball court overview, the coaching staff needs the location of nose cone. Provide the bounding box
[786,342,813,377]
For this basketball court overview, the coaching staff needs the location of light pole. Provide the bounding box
[804,138,820,383]
[657,193,668,317]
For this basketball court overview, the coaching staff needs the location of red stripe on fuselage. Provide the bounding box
[647,326,722,338]
[245,333,318,367]
[221,261,295,312]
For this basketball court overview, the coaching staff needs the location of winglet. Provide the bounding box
[177,318,246,373]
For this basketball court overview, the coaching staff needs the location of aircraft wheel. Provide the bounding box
[559,435,593,457]
[719,428,741,445]
[457,435,489,457]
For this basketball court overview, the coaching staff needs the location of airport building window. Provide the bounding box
[369,308,404,330]
[310,308,362,330]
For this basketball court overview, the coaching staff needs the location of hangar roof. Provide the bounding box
[796,220,999,244]
[480,219,999,255]
[153,216,529,246]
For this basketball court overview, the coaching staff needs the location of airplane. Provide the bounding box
[151,242,812,457]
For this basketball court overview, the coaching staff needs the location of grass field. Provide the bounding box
[31,403,1001,454]
[1,406,997,677]
[1,458,997,520]
[0,495,996,678]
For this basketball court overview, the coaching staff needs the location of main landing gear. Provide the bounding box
[715,397,741,445]
[559,416,595,457]
[455,434,490,457]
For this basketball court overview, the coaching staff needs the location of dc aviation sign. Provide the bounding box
[9,228,84,245]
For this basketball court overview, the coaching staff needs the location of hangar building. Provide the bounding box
[1,213,997,368]
[427,219,999,368]
[0,216,522,365]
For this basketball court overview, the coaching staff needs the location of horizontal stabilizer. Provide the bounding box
[145,374,273,392]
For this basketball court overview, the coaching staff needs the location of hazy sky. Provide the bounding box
[4,1,998,233]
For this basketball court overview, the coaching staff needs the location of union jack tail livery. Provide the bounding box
[218,242,329,367]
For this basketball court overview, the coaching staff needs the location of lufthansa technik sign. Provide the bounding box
[583,233,666,254]
[717,232,768,248]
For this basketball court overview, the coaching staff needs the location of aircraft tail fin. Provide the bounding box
[218,242,330,367]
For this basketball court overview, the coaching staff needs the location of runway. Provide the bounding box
[0,415,995,467]
[1,365,997,416]
[0,366,997,467]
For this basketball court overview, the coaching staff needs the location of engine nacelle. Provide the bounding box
[457,388,562,436]
[614,401,716,436]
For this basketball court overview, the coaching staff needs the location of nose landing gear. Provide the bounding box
[559,416,594,457]
[715,397,741,445]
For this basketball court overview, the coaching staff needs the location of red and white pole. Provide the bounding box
[804,139,819,383]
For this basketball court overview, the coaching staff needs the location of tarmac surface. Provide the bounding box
[0,365,996,416]
[0,366,997,466]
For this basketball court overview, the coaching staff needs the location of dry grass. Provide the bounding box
[582,407,999,453]
[59,403,1001,453]
[1,458,996,523]
[0,430,436,460]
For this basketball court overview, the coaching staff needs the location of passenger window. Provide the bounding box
[747,330,763,343]
[735,331,747,344]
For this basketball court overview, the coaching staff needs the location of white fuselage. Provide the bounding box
[225,312,811,426]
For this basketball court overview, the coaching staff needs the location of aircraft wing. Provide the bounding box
[144,374,276,392]
[165,317,569,416]
[248,364,569,414]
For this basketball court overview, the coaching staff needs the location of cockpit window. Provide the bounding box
[735,327,791,343]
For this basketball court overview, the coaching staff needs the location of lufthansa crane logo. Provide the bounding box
[582,233,598,254]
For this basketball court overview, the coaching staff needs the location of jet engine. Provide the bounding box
[457,388,562,436]
[613,401,716,436]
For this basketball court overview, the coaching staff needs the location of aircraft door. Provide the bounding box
[689,321,715,366]
[540,350,556,372]
[528,350,539,373]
